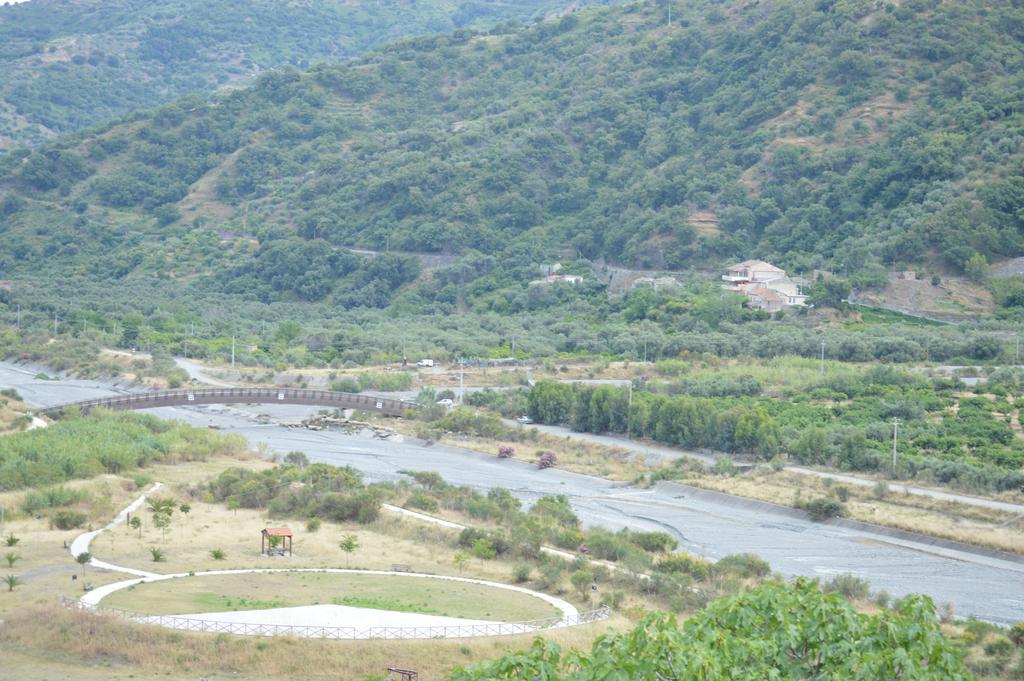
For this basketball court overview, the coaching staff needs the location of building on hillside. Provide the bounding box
[745,287,787,312]
[722,260,786,285]
[722,260,807,310]
[528,274,584,287]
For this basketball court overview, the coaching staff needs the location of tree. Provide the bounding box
[149,547,165,562]
[452,551,470,573]
[75,552,91,579]
[227,496,240,515]
[178,503,191,521]
[4,574,18,592]
[4,534,18,547]
[153,512,171,541]
[965,252,988,282]
[338,535,358,567]
[570,569,595,598]
[4,553,19,568]
[470,537,496,560]
[451,579,971,680]
[130,516,142,537]
[284,451,310,468]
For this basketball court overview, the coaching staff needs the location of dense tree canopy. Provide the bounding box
[451,579,972,680]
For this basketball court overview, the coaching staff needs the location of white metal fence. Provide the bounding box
[59,597,610,640]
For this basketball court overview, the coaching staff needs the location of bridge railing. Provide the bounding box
[43,388,417,417]
[58,597,610,640]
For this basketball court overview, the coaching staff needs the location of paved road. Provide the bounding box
[2,361,1022,625]
[514,421,1024,515]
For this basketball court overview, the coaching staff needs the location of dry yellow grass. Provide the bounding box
[677,469,1024,554]
[0,603,628,681]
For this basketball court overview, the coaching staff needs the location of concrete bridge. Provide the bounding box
[42,388,416,418]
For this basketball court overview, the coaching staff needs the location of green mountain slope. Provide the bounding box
[0,0,1022,311]
[0,0,620,148]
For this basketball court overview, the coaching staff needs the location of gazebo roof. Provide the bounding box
[262,527,294,537]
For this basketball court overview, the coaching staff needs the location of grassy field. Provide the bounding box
[103,571,559,621]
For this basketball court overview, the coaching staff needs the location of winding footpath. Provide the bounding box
[66,490,589,639]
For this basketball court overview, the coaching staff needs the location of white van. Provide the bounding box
[417,359,435,367]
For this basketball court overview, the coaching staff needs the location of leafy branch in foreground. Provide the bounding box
[451,578,971,680]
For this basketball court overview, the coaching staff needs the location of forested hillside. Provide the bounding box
[0,0,1022,361]
[0,0,621,147]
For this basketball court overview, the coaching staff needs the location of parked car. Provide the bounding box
[417,359,435,367]
[516,415,534,424]
[436,398,455,407]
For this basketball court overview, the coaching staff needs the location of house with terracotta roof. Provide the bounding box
[722,260,807,310]
[722,260,786,285]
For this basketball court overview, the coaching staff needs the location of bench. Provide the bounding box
[391,563,412,573]
[387,668,418,681]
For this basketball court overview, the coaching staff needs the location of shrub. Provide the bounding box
[804,497,844,521]
[210,549,226,560]
[150,547,165,562]
[306,518,321,532]
[0,388,22,401]
[834,485,850,502]
[984,636,1014,657]
[656,554,711,580]
[470,537,496,560]
[498,445,515,458]
[1009,622,1024,646]
[630,531,679,554]
[513,563,532,583]
[405,490,439,512]
[537,451,557,469]
[713,553,771,579]
[330,378,361,393]
[872,481,889,498]
[823,573,870,600]
[51,509,87,530]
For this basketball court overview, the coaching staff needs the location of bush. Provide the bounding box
[656,554,711,580]
[51,509,87,530]
[834,485,850,502]
[23,485,86,514]
[983,636,1014,657]
[630,531,679,554]
[330,378,361,393]
[713,553,771,579]
[210,549,226,560]
[0,388,22,401]
[513,563,532,583]
[498,445,515,458]
[1009,622,1024,646]
[406,490,439,512]
[804,497,844,521]
[537,451,557,469]
[823,573,870,600]
[306,518,321,532]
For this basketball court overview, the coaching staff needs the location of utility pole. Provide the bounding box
[53,313,58,336]
[819,340,825,375]
[891,418,899,477]
[458,358,465,405]
[1016,335,1020,365]
[15,304,20,329]
[667,1,672,26]
[626,381,633,439]
[231,335,236,368]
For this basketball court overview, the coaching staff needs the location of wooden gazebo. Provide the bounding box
[261,527,294,556]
